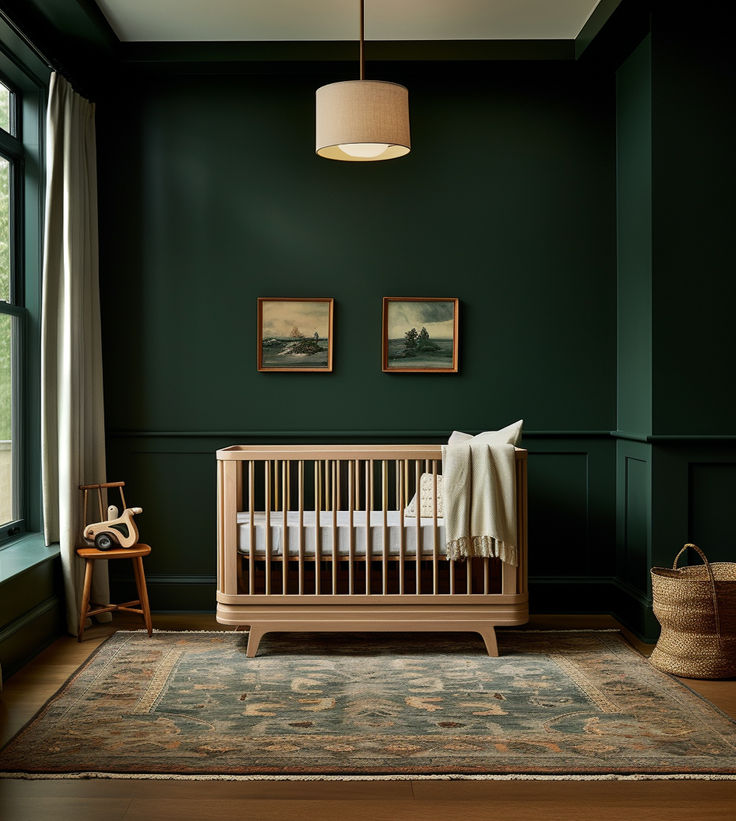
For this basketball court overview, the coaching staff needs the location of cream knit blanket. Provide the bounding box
[442,440,519,566]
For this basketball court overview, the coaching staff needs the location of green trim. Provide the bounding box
[611,430,650,443]
[609,577,659,643]
[0,594,63,679]
[0,22,46,536]
[111,575,218,613]
[0,302,24,317]
[528,577,615,615]
[0,533,57,582]
[0,15,51,86]
[65,0,119,51]
[0,127,21,158]
[142,574,216,586]
[107,429,614,440]
[613,432,736,444]
[0,1,115,99]
[650,435,736,443]
[19,49,44,535]
[574,0,625,59]
[121,39,575,67]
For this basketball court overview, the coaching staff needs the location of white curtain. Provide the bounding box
[41,73,108,635]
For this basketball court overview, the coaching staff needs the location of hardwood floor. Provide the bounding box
[1,614,735,821]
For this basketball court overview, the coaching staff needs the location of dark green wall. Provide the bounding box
[616,35,651,438]
[99,64,616,435]
[613,5,736,638]
[650,11,736,436]
[97,61,618,615]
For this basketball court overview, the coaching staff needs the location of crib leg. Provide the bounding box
[245,626,265,658]
[479,627,499,657]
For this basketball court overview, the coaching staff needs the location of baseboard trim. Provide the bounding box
[0,596,63,679]
[110,574,217,613]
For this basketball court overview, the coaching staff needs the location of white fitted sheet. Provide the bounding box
[236,509,446,557]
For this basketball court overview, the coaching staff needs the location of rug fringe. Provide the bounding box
[2,771,736,782]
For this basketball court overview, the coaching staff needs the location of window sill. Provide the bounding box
[0,534,60,584]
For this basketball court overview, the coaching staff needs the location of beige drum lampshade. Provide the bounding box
[315,80,410,162]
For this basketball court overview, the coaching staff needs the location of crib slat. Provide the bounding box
[216,461,223,592]
[332,460,338,594]
[502,554,516,595]
[415,459,421,594]
[395,460,400,512]
[282,461,288,595]
[483,557,489,594]
[337,458,341,512]
[404,460,409,518]
[348,460,354,595]
[221,460,238,596]
[265,461,272,595]
[274,459,280,511]
[356,459,361,511]
[382,459,388,595]
[432,460,438,595]
[314,460,321,595]
[365,459,372,595]
[236,460,243,512]
[325,459,330,511]
[298,460,304,595]
[235,463,244,592]
[520,454,528,595]
[248,460,255,595]
[399,460,405,595]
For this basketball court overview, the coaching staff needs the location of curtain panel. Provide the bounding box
[41,73,108,634]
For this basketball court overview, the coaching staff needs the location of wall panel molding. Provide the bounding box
[108,429,615,441]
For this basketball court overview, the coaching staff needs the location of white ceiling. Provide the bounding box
[93,0,604,43]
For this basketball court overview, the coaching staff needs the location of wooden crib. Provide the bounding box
[216,444,528,656]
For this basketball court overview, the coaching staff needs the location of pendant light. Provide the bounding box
[315,0,410,161]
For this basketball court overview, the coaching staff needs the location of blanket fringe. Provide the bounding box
[446,535,518,567]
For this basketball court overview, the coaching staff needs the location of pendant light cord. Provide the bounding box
[359,0,365,80]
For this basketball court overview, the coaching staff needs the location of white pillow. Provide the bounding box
[448,419,523,446]
[405,473,444,518]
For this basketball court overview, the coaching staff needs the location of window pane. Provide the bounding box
[0,156,8,302]
[0,313,14,525]
[0,82,10,133]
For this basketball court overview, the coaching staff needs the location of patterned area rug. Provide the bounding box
[1,630,735,780]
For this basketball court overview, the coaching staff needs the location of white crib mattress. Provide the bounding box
[236,509,445,557]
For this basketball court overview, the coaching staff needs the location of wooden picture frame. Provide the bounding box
[257,298,334,372]
[382,297,459,373]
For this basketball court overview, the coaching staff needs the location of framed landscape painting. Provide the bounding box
[382,297,459,373]
[257,298,334,372]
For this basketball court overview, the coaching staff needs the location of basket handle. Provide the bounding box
[673,543,722,646]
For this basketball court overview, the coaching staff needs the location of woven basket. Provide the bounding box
[650,544,736,679]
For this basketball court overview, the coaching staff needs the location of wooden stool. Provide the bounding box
[76,543,153,641]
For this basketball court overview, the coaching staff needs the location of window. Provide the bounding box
[0,79,11,134]
[0,80,21,535]
[0,31,47,544]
